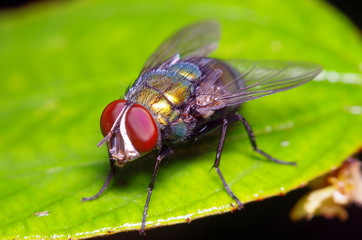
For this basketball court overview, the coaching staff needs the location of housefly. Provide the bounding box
[82,21,322,234]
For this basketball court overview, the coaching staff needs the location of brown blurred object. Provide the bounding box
[290,158,362,221]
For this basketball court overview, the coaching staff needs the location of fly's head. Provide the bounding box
[98,100,159,167]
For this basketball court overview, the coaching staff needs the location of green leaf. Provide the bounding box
[0,0,361,239]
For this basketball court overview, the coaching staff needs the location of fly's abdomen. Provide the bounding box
[191,58,242,117]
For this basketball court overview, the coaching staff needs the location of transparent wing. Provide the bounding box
[196,59,322,112]
[141,21,221,75]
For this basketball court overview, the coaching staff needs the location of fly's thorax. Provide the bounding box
[124,61,204,143]
[99,100,161,167]
[131,62,201,124]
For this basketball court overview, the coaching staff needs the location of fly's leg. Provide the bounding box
[82,158,116,202]
[213,118,243,210]
[140,146,173,236]
[236,113,296,166]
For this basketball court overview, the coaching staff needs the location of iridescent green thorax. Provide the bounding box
[129,62,201,142]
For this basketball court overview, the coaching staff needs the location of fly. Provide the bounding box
[82,21,322,235]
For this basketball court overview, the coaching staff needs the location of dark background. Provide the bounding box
[0,0,361,29]
[1,1,361,239]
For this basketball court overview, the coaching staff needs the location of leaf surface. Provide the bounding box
[0,0,361,239]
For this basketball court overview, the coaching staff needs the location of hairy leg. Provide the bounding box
[236,113,296,166]
[213,118,243,209]
[140,146,173,235]
[82,158,116,202]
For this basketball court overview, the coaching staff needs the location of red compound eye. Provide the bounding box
[100,99,127,137]
[125,104,158,153]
